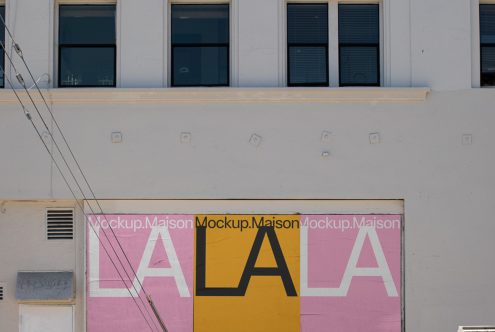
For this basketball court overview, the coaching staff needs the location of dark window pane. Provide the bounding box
[0,6,4,88]
[288,4,328,44]
[481,46,495,86]
[480,5,495,44]
[481,46,495,73]
[0,52,3,87]
[288,46,327,85]
[339,4,379,44]
[173,46,228,86]
[0,51,4,87]
[0,6,4,47]
[172,5,229,44]
[340,46,379,86]
[59,5,115,44]
[60,47,115,87]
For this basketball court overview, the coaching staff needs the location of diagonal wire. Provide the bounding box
[0,41,162,332]
[0,15,168,331]
[2,71,156,332]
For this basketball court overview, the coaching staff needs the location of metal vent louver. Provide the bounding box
[458,327,495,332]
[0,285,3,300]
[47,209,74,240]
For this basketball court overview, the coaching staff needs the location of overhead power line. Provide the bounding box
[0,15,168,332]
[0,69,156,332]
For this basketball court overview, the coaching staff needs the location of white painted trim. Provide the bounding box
[472,0,481,88]
[381,0,390,87]
[115,0,121,88]
[0,87,429,104]
[84,199,404,214]
[166,0,171,87]
[231,0,239,87]
[329,0,339,87]
[48,0,55,88]
[53,0,59,88]
[77,202,87,332]
[278,0,287,86]
[163,0,168,87]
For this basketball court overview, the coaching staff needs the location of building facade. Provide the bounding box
[0,0,494,331]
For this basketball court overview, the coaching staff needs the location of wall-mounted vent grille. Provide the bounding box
[47,209,74,240]
[458,327,495,332]
[0,285,4,300]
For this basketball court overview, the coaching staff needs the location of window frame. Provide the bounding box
[0,3,5,89]
[338,3,381,87]
[286,3,330,87]
[283,0,385,87]
[169,2,231,88]
[55,1,118,88]
[479,3,495,87]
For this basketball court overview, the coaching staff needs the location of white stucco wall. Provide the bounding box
[0,0,494,331]
[0,201,83,332]
[0,0,487,89]
[1,88,495,331]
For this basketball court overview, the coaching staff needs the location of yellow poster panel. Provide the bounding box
[194,215,300,332]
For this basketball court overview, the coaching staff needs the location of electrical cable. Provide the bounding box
[0,16,167,332]
[0,16,164,330]
[1,70,156,332]
[0,41,162,332]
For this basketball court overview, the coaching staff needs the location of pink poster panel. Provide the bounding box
[300,215,402,332]
[86,214,193,332]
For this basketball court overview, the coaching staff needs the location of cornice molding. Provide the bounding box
[0,87,430,105]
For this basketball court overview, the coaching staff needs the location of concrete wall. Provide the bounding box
[0,88,494,331]
[0,0,494,331]
[0,201,83,332]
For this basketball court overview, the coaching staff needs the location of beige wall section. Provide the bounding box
[0,201,84,332]
[84,199,404,214]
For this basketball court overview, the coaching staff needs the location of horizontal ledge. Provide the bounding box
[0,87,430,105]
[83,199,404,214]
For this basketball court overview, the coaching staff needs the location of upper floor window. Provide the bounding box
[0,5,5,88]
[480,4,495,87]
[339,4,380,87]
[58,5,116,87]
[171,4,229,87]
[287,3,329,86]
[286,2,380,87]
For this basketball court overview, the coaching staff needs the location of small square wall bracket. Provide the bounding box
[369,132,381,144]
[111,132,123,143]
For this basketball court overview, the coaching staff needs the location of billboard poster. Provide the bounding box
[87,214,401,332]
[87,215,194,332]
